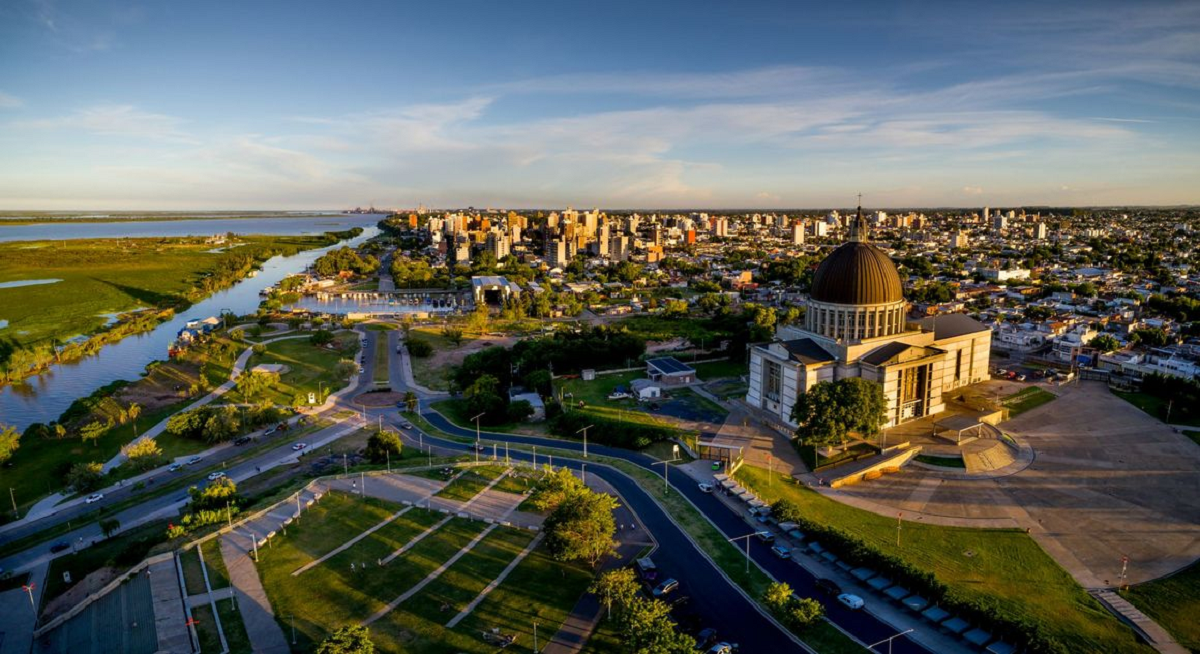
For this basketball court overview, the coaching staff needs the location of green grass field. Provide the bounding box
[557,371,675,429]
[1123,562,1200,652]
[180,546,207,595]
[216,596,252,653]
[436,467,506,502]
[734,465,1150,653]
[373,334,390,384]
[1002,386,1058,416]
[257,491,593,653]
[1114,391,1200,428]
[693,359,748,380]
[0,234,328,349]
[407,326,472,391]
[1183,429,1200,447]
[200,538,230,589]
[234,331,360,405]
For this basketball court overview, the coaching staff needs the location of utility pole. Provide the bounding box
[472,412,485,464]
[289,614,297,645]
[728,534,753,575]
[581,463,587,486]
[660,458,680,494]
[896,512,903,548]
[9,487,17,518]
[533,620,539,653]
[386,450,390,473]
[343,453,348,475]
[576,424,594,458]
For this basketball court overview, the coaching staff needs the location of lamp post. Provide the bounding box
[576,424,594,458]
[9,487,17,519]
[581,463,587,486]
[728,534,754,575]
[472,412,485,463]
[288,614,297,645]
[867,628,914,654]
[21,582,36,612]
[659,458,681,494]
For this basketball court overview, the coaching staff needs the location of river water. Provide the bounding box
[0,216,382,430]
[0,213,380,243]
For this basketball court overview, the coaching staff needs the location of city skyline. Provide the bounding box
[1,0,1199,209]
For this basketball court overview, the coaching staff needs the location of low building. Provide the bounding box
[646,357,696,385]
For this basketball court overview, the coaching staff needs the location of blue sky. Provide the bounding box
[1,0,1198,209]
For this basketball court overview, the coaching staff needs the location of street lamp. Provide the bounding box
[576,424,594,458]
[288,614,297,645]
[471,412,486,463]
[581,463,587,486]
[659,458,681,494]
[867,628,914,654]
[727,533,754,575]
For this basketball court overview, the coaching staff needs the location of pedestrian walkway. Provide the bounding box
[220,532,290,654]
[292,504,417,576]
[147,558,192,654]
[1092,590,1188,654]
[0,561,47,654]
[381,514,455,565]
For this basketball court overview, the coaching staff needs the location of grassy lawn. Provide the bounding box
[915,454,966,468]
[557,372,675,430]
[694,359,749,380]
[373,334,390,384]
[234,331,360,405]
[200,538,230,589]
[192,604,222,653]
[217,595,252,653]
[1002,386,1058,416]
[0,234,327,349]
[734,465,1149,653]
[407,326,473,391]
[433,398,526,435]
[1123,562,1200,652]
[180,546,208,595]
[436,469,504,502]
[1114,391,1200,428]
[1183,429,1200,447]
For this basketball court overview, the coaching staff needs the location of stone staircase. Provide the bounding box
[1091,589,1188,654]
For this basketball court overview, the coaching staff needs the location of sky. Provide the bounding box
[0,0,1198,210]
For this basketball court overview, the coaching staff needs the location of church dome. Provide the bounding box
[810,241,903,305]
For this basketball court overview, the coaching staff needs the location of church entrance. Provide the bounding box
[898,364,930,421]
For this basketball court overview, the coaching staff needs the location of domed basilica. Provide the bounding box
[747,207,992,428]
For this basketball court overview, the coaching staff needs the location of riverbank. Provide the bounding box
[0,211,360,224]
[0,230,359,385]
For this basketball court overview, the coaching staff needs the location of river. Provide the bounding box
[0,213,381,243]
[0,218,382,431]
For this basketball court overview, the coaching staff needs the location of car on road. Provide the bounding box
[264,425,278,436]
[168,463,183,472]
[837,593,865,610]
[401,422,413,430]
[186,456,202,465]
[697,482,713,493]
[1017,374,1027,382]
[651,578,679,598]
[472,442,487,452]
[695,628,718,649]
[292,442,307,451]
[49,541,70,553]
[85,493,104,504]
[997,368,1008,376]
[207,471,226,481]
[770,545,791,559]
[754,530,775,544]
[815,578,842,595]
[707,643,738,654]
[233,436,251,446]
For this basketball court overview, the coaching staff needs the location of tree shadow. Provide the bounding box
[93,278,183,308]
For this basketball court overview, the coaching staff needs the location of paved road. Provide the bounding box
[414,409,936,654]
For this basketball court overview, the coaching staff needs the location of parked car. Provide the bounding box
[754,530,775,544]
[607,391,632,400]
[771,545,791,559]
[997,368,1008,376]
[635,556,658,582]
[264,425,278,436]
[207,471,226,481]
[837,593,865,610]
[85,493,104,504]
[697,483,714,493]
[292,442,307,451]
[695,628,718,649]
[652,578,679,598]
[1017,374,1027,382]
[234,436,251,446]
[710,460,723,471]
[402,422,413,430]
[186,456,202,465]
[707,643,738,654]
[168,463,183,472]
[49,542,70,553]
[815,578,842,595]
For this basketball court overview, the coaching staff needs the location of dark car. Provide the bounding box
[815,578,842,596]
[233,436,251,446]
[50,541,70,553]
[695,628,718,649]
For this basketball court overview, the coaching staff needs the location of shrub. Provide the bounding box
[406,337,433,357]
[364,430,402,463]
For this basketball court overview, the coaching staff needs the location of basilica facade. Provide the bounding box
[747,211,991,429]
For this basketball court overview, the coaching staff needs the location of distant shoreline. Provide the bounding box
[0,211,366,225]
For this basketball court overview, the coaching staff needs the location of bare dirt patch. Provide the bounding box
[353,391,403,407]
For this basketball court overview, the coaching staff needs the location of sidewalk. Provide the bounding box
[0,561,47,654]
[221,531,291,654]
[148,557,192,654]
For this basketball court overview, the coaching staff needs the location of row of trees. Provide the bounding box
[164,403,288,444]
[312,246,379,278]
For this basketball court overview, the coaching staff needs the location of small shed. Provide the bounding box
[630,378,662,400]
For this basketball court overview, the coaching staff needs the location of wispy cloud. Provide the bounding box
[17,105,194,142]
[0,92,23,108]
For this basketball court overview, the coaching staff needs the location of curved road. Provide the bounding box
[415,409,933,654]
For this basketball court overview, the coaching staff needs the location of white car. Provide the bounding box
[606,391,632,400]
[697,483,714,493]
[85,493,104,504]
[207,472,226,481]
[837,593,865,610]
[402,422,413,430]
[186,456,202,465]
[292,442,307,451]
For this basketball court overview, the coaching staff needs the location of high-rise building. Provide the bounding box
[993,214,1008,232]
[792,222,805,245]
[609,235,630,262]
[813,221,829,237]
[1035,222,1048,240]
[714,217,729,238]
[952,231,970,249]
[546,239,570,268]
[982,206,990,221]
[485,230,510,261]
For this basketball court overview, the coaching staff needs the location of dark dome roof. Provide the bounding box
[809,242,904,305]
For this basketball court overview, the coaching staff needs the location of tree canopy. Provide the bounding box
[316,625,376,654]
[790,378,887,447]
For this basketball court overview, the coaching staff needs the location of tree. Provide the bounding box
[507,399,534,422]
[80,419,111,447]
[127,402,142,427]
[405,337,433,357]
[364,430,402,464]
[0,424,19,465]
[334,360,359,380]
[310,329,335,347]
[790,378,886,451]
[316,625,376,654]
[236,370,278,401]
[543,488,618,566]
[100,518,121,539]
[527,466,586,512]
[122,437,165,471]
[202,406,242,443]
[662,299,689,317]
[763,581,794,612]
[589,568,640,619]
[441,327,465,346]
[66,461,105,493]
[1090,333,1120,353]
[191,477,238,511]
[403,391,418,413]
[837,378,888,438]
[786,596,825,630]
[622,596,696,654]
